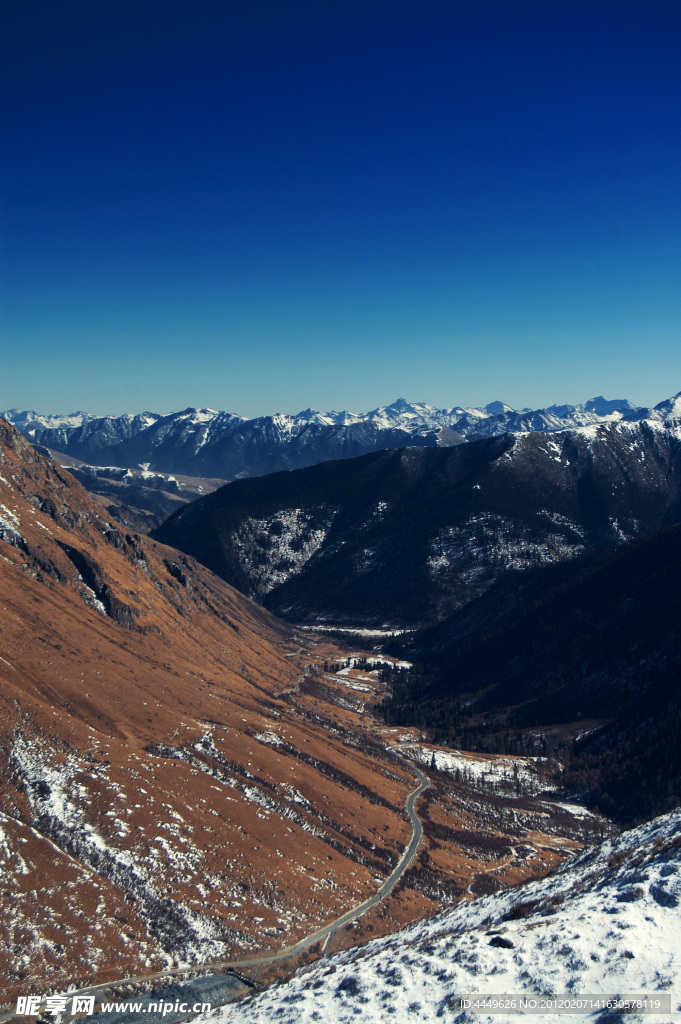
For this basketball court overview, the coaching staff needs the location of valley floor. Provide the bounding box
[2,636,616,1017]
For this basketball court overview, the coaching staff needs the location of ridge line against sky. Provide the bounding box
[2,0,680,417]
[4,392,675,424]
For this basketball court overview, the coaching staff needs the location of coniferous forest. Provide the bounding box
[382,523,681,824]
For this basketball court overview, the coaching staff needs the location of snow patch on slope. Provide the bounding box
[231,508,337,596]
[400,745,556,797]
[0,503,24,547]
[10,735,228,961]
[427,514,585,584]
[211,810,681,1024]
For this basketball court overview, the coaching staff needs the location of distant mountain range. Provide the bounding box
[152,417,681,627]
[5,392,681,482]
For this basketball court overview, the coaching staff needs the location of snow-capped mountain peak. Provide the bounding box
[484,400,515,416]
[584,395,638,416]
[2,409,96,432]
[366,398,449,430]
[4,391,680,483]
[174,407,221,422]
[651,391,681,423]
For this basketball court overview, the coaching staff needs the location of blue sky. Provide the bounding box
[2,0,680,417]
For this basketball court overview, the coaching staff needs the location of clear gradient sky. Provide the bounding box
[2,0,680,417]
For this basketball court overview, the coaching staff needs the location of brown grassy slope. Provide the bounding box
[0,421,415,1001]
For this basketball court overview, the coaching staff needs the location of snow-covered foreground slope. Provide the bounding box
[210,810,681,1023]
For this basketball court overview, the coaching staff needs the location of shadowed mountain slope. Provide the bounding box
[384,522,681,823]
[153,421,681,627]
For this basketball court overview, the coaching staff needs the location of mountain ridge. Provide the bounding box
[5,391,675,483]
[151,418,681,627]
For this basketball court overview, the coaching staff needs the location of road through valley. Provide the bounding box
[1,745,430,1021]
